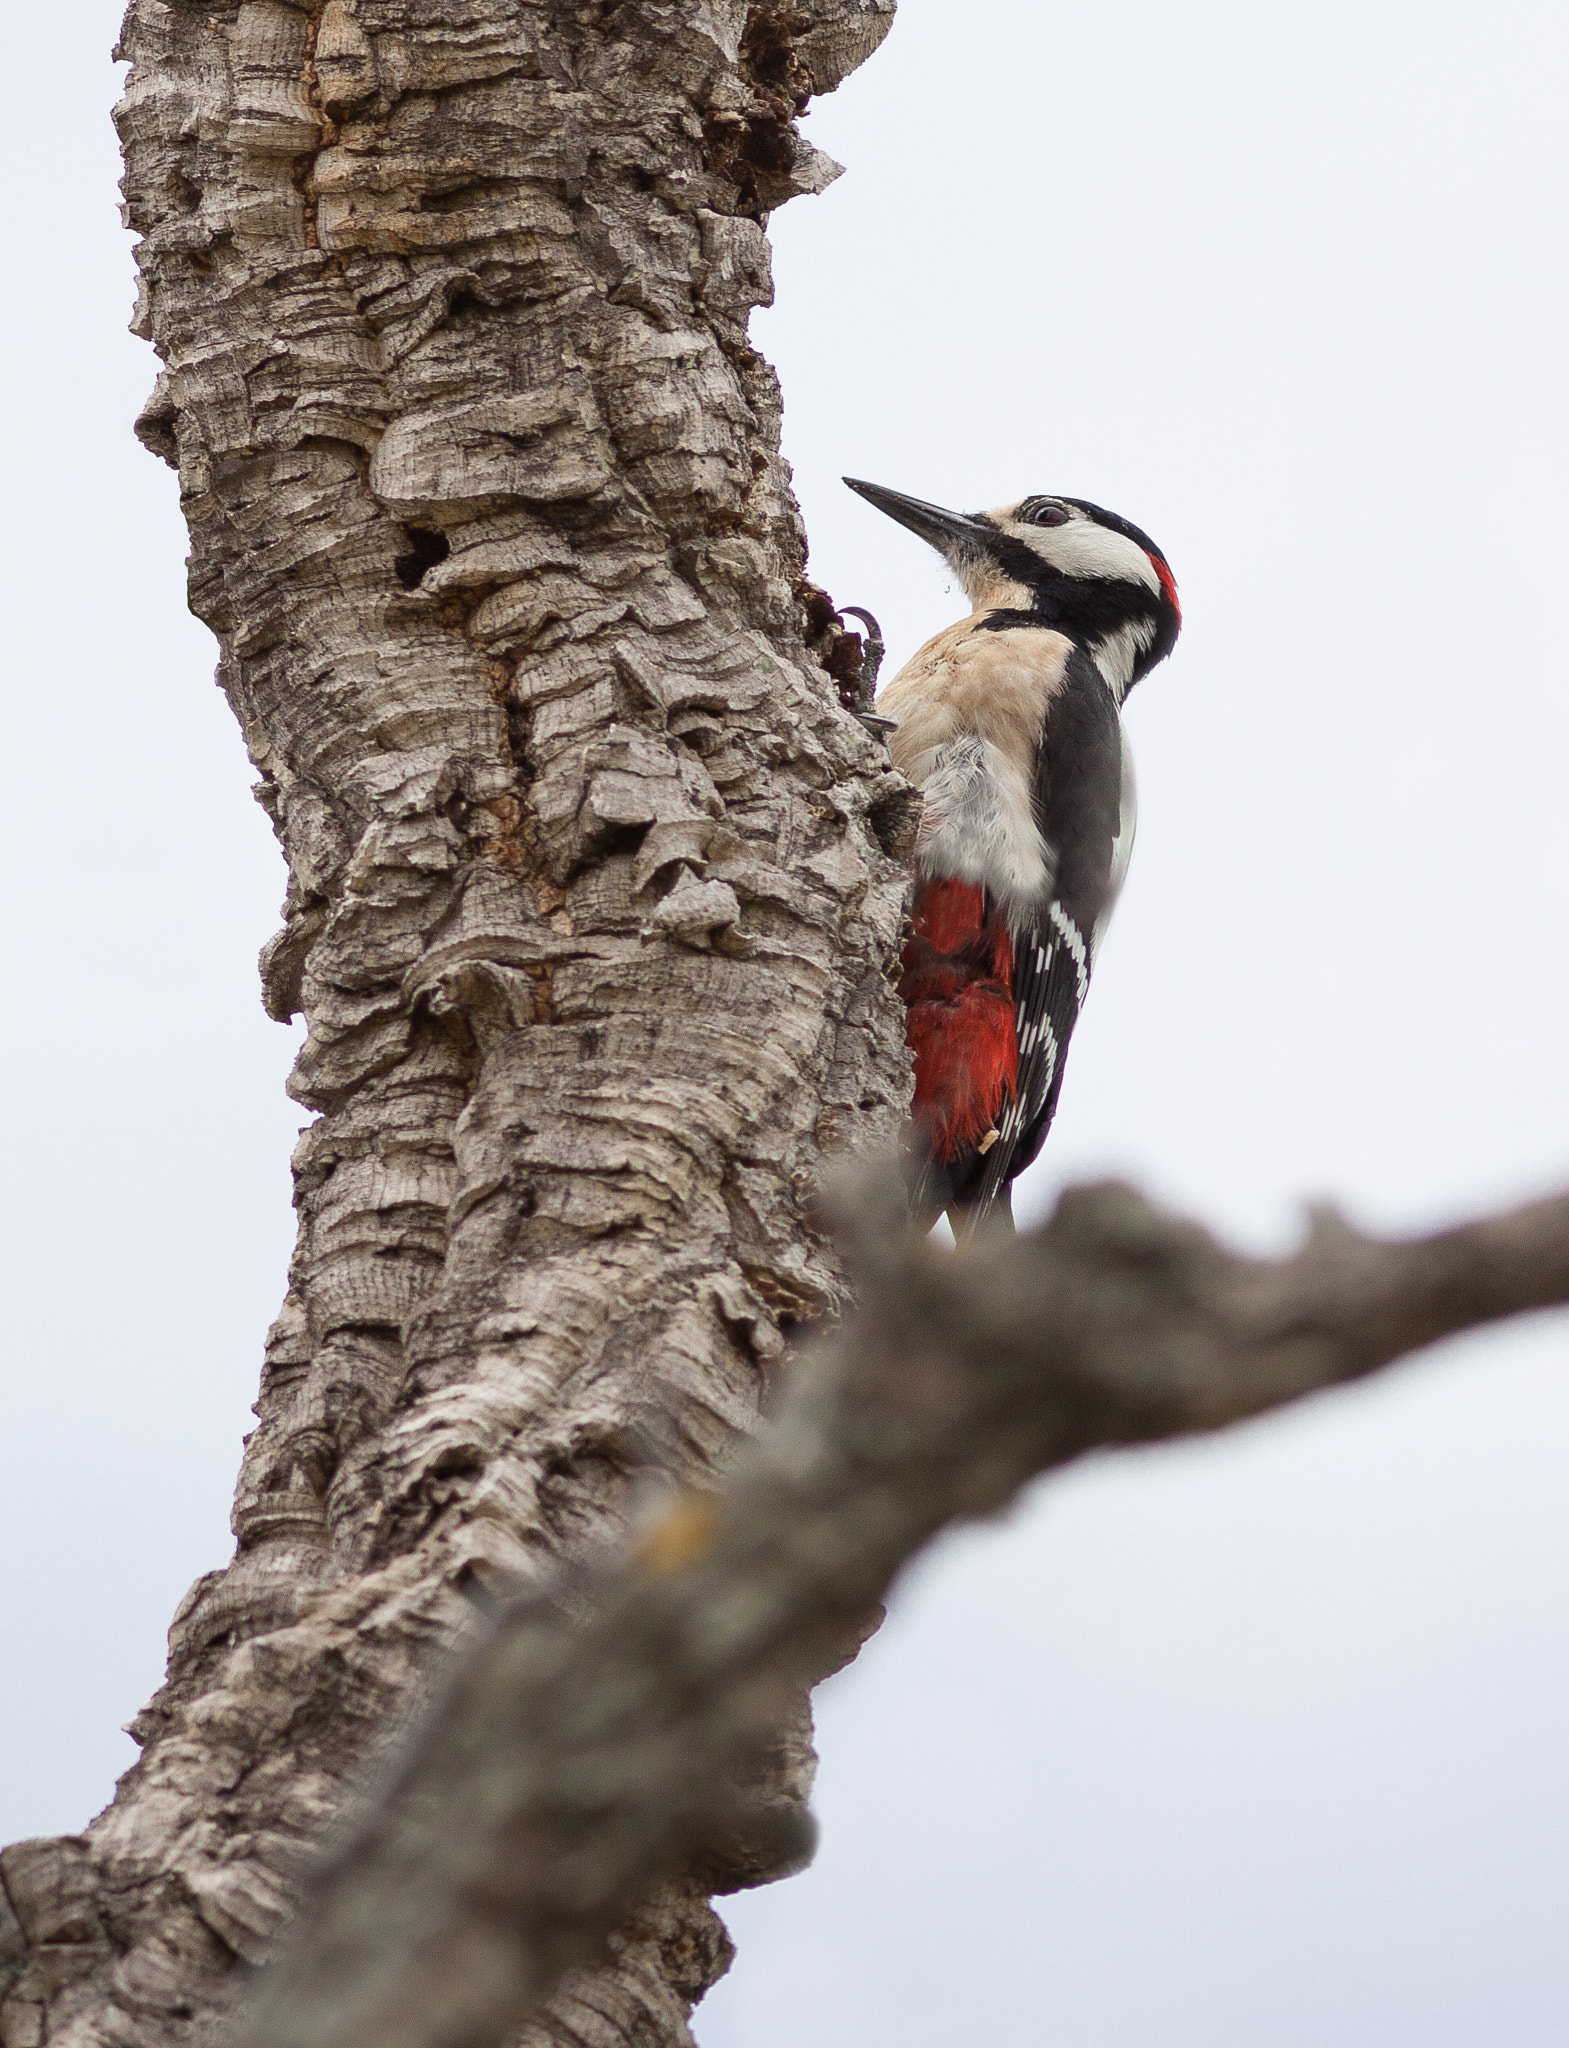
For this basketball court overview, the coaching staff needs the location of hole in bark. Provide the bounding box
[446,289,484,321]
[504,698,531,760]
[741,7,815,97]
[417,177,517,215]
[867,782,922,862]
[297,434,365,462]
[429,1445,483,1480]
[595,821,651,860]
[701,104,797,212]
[394,528,450,589]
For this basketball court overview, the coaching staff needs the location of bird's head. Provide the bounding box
[843,477,1181,696]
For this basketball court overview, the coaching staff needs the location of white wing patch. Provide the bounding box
[1047,902,1089,1001]
[1090,728,1137,965]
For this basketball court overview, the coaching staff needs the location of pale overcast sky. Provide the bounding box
[4,4,1569,2045]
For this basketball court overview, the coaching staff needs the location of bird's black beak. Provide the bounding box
[842,478,991,556]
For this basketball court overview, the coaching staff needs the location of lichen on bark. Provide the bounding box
[0,5,909,2045]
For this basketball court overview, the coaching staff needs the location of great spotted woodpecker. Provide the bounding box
[844,478,1181,1227]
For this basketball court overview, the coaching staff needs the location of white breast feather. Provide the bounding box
[912,735,1051,923]
[881,621,1070,927]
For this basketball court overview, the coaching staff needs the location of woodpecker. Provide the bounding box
[845,478,1181,1228]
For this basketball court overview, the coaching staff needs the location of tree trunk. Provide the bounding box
[0,5,907,2044]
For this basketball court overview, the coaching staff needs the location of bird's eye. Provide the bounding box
[1022,501,1069,527]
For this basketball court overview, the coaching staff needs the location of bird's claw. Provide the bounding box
[838,604,893,732]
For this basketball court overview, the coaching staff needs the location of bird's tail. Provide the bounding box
[906,1145,1016,1240]
[948,1186,1015,1244]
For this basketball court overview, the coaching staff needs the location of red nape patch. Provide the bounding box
[898,879,1017,1162]
[1148,549,1181,624]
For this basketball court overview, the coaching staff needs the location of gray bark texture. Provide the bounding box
[224,1163,1569,2048]
[0,5,907,2047]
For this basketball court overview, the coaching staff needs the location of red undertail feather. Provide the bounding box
[897,878,1017,1163]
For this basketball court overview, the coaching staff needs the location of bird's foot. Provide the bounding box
[839,605,896,731]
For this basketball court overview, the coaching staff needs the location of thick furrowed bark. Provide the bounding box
[0,7,906,2047]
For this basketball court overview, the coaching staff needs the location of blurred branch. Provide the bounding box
[238,1164,1569,2048]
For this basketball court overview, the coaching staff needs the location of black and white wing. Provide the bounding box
[968,649,1134,1218]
